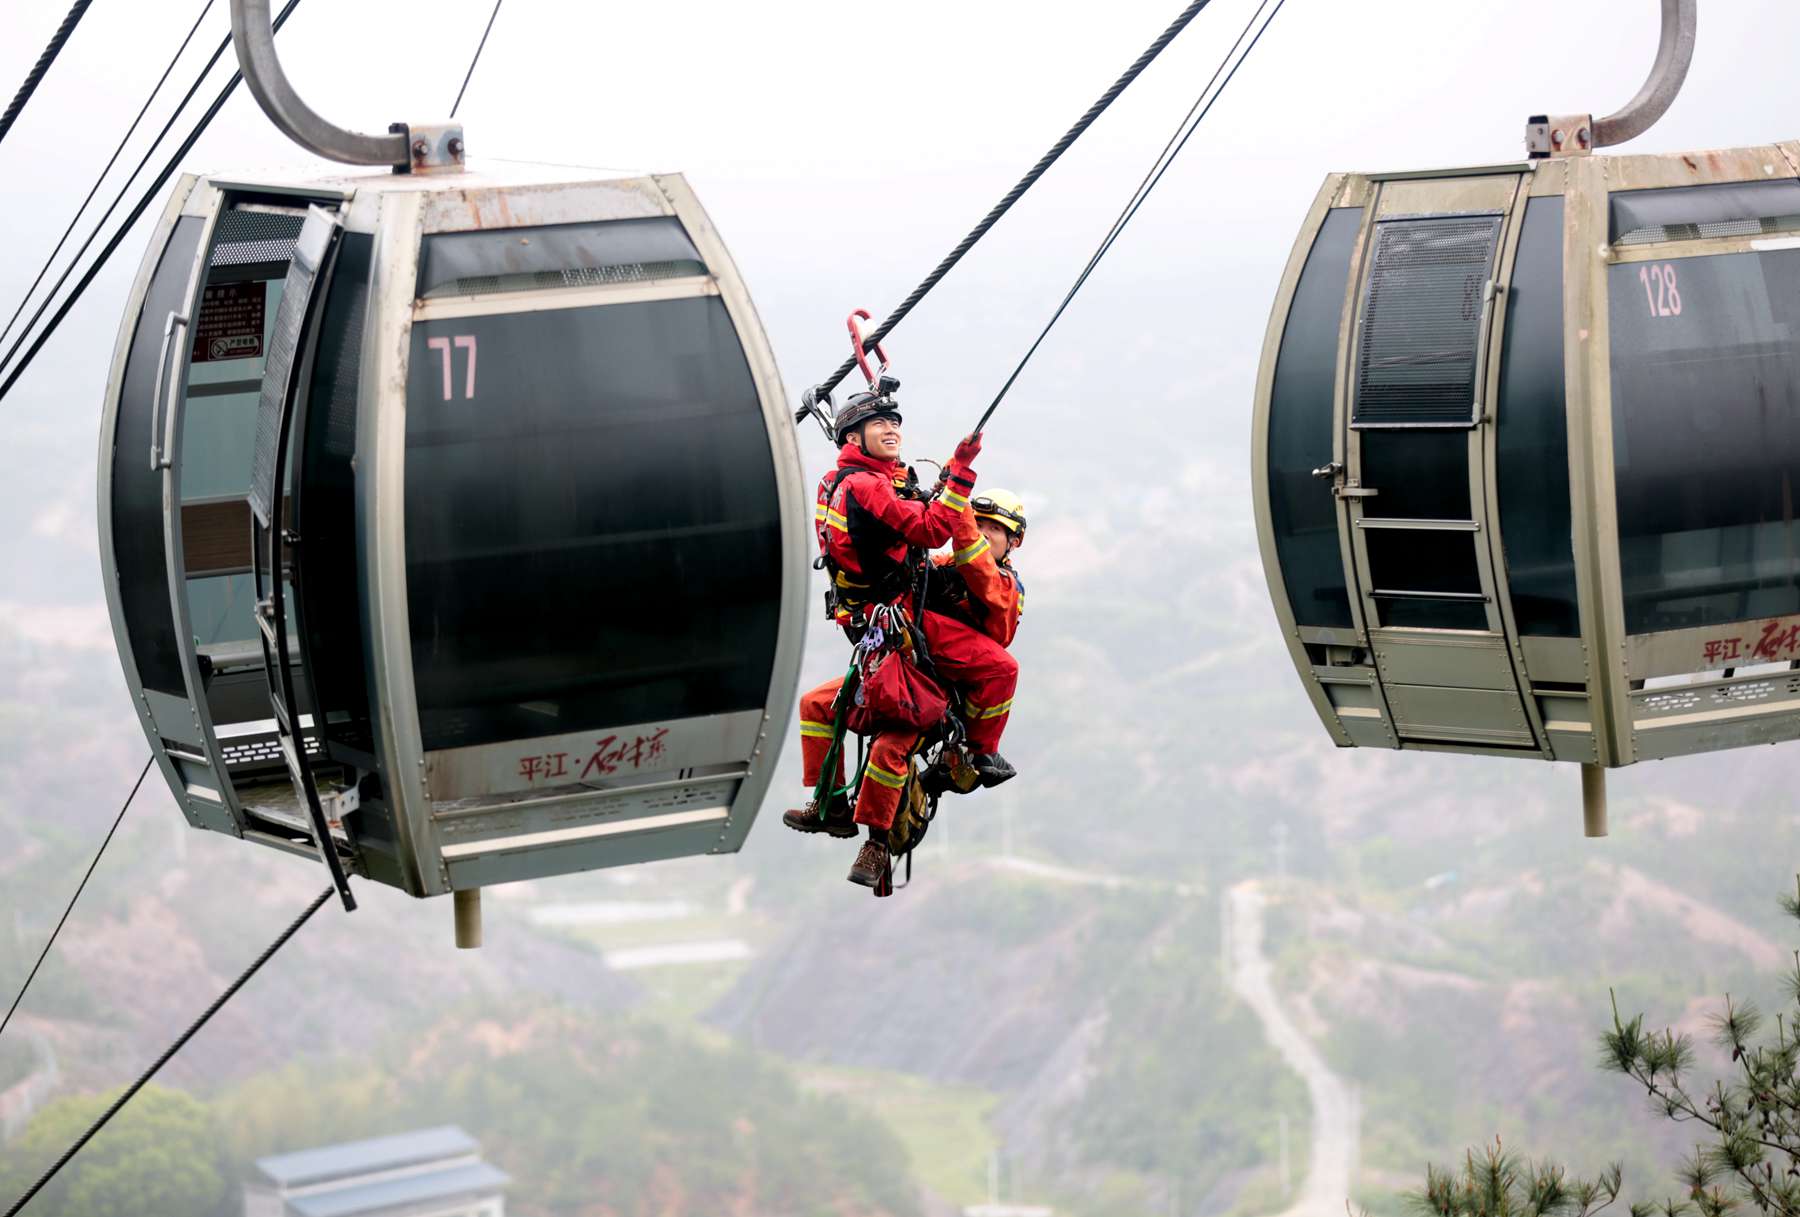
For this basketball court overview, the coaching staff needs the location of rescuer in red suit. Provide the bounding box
[785,393,1019,887]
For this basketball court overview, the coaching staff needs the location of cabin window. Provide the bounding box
[404,294,781,752]
[1496,197,1579,637]
[1352,214,1502,428]
[1358,430,1469,519]
[1609,247,1800,633]
[112,216,204,697]
[1268,207,1361,629]
[1610,179,1800,246]
[297,232,374,760]
[183,209,306,650]
[417,218,707,299]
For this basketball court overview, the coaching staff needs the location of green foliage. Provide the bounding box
[1418,876,1800,1217]
[1070,904,1308,1203]
[0,1084,229,1217]
[213,1004,922,1217]
[1409,1141,1623,1217]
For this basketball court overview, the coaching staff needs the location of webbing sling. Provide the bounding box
[808,661,869,815]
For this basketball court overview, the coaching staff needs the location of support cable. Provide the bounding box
[449,0,505,118]
[0,0,306,405]
[973,0,1288,435]
[804,0,1216,411]
[1,885,335,1217]
[0,0,218,356]
[0,1,95,147]
[0,758,152,1044]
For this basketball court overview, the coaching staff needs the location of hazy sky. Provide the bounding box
[2,0,1799,726]
[5,0,1800,449]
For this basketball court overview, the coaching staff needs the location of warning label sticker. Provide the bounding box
[192,281,266,363]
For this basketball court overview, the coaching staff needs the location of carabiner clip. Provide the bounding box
[847,308,890,391]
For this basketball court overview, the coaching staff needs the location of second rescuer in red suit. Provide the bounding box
[786,400,1019,881]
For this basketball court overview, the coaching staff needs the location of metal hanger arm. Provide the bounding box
[1594,0,1696,148]
[231,0,407,166]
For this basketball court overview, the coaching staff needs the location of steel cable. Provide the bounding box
[450,0,506,118]
[0,1,95,147]
[805,0,1217,412]
[0,758,152,1044]
[0,0,306,405]
[0,885,335,1217]
[973,0,1289,435]
[0,0,218,356]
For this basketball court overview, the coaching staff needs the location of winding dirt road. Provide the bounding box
[1228,880,1360,1217]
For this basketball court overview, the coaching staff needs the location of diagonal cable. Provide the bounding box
[0,1,95,147]
[0,20,238,392]
[0,0,218,355]
[450,0,506,118]
[806,0,1218,409]
[0,758,152,1043]
[0,0,306,405]
[973,0,1289,434]
[1,885,335,1217]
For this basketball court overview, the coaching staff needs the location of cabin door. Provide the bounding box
[1339,175,1543,751]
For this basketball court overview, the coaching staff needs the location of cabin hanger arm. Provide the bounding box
[231,0,409,167]
[1527,0,1696,157]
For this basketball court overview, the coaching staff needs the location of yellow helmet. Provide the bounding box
[972,489,1027,538]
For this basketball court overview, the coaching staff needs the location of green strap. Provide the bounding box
[810,661,868,812]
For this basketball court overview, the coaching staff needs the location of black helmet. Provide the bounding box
[833,392,903,446]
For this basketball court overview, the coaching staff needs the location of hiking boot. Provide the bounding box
[968,752,1017,788]
[847,838,890,887]
[782,795,857,838]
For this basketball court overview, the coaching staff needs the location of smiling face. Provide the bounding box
[853,415,904,461]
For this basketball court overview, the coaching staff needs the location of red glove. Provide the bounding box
[953,432,983,464]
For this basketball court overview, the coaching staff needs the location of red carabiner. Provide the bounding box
[847,308,890,390]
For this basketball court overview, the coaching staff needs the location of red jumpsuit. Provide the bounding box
[800,474,1021,830]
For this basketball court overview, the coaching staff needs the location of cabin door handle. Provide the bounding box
[149,310,189,471]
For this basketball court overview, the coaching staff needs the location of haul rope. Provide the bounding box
[0,1,95,147]
[972,0,1290,435]
[800,0,1218,418]
[0,758,152,1043]
[1,885,335,1217]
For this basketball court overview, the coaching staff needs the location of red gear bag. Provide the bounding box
[847,649,948,735]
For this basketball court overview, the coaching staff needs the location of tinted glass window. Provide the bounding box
[1496,197,1578,636]
[1358,431,1469,519]
[1268,207,1360,629]
[1610,180,1800,246]
[1610,248,1800,633]
[297,232,374,759]
[1365,529,1483,596]
[418,219,706,299]
[112,215,203,696]
[1353,215,1501,427]
[405,295,781,751]
[181,213,300,653]
[1377,598,1488,631]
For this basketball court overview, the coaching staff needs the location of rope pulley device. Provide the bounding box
[98,0,806,946]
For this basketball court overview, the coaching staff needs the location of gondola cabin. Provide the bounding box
[1253,141,1800,781]
[99,162,806,905]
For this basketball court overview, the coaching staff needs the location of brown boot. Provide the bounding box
[847,838,890,888]
[782,794,857,838]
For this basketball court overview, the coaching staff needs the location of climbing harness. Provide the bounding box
[804,600,971,899]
